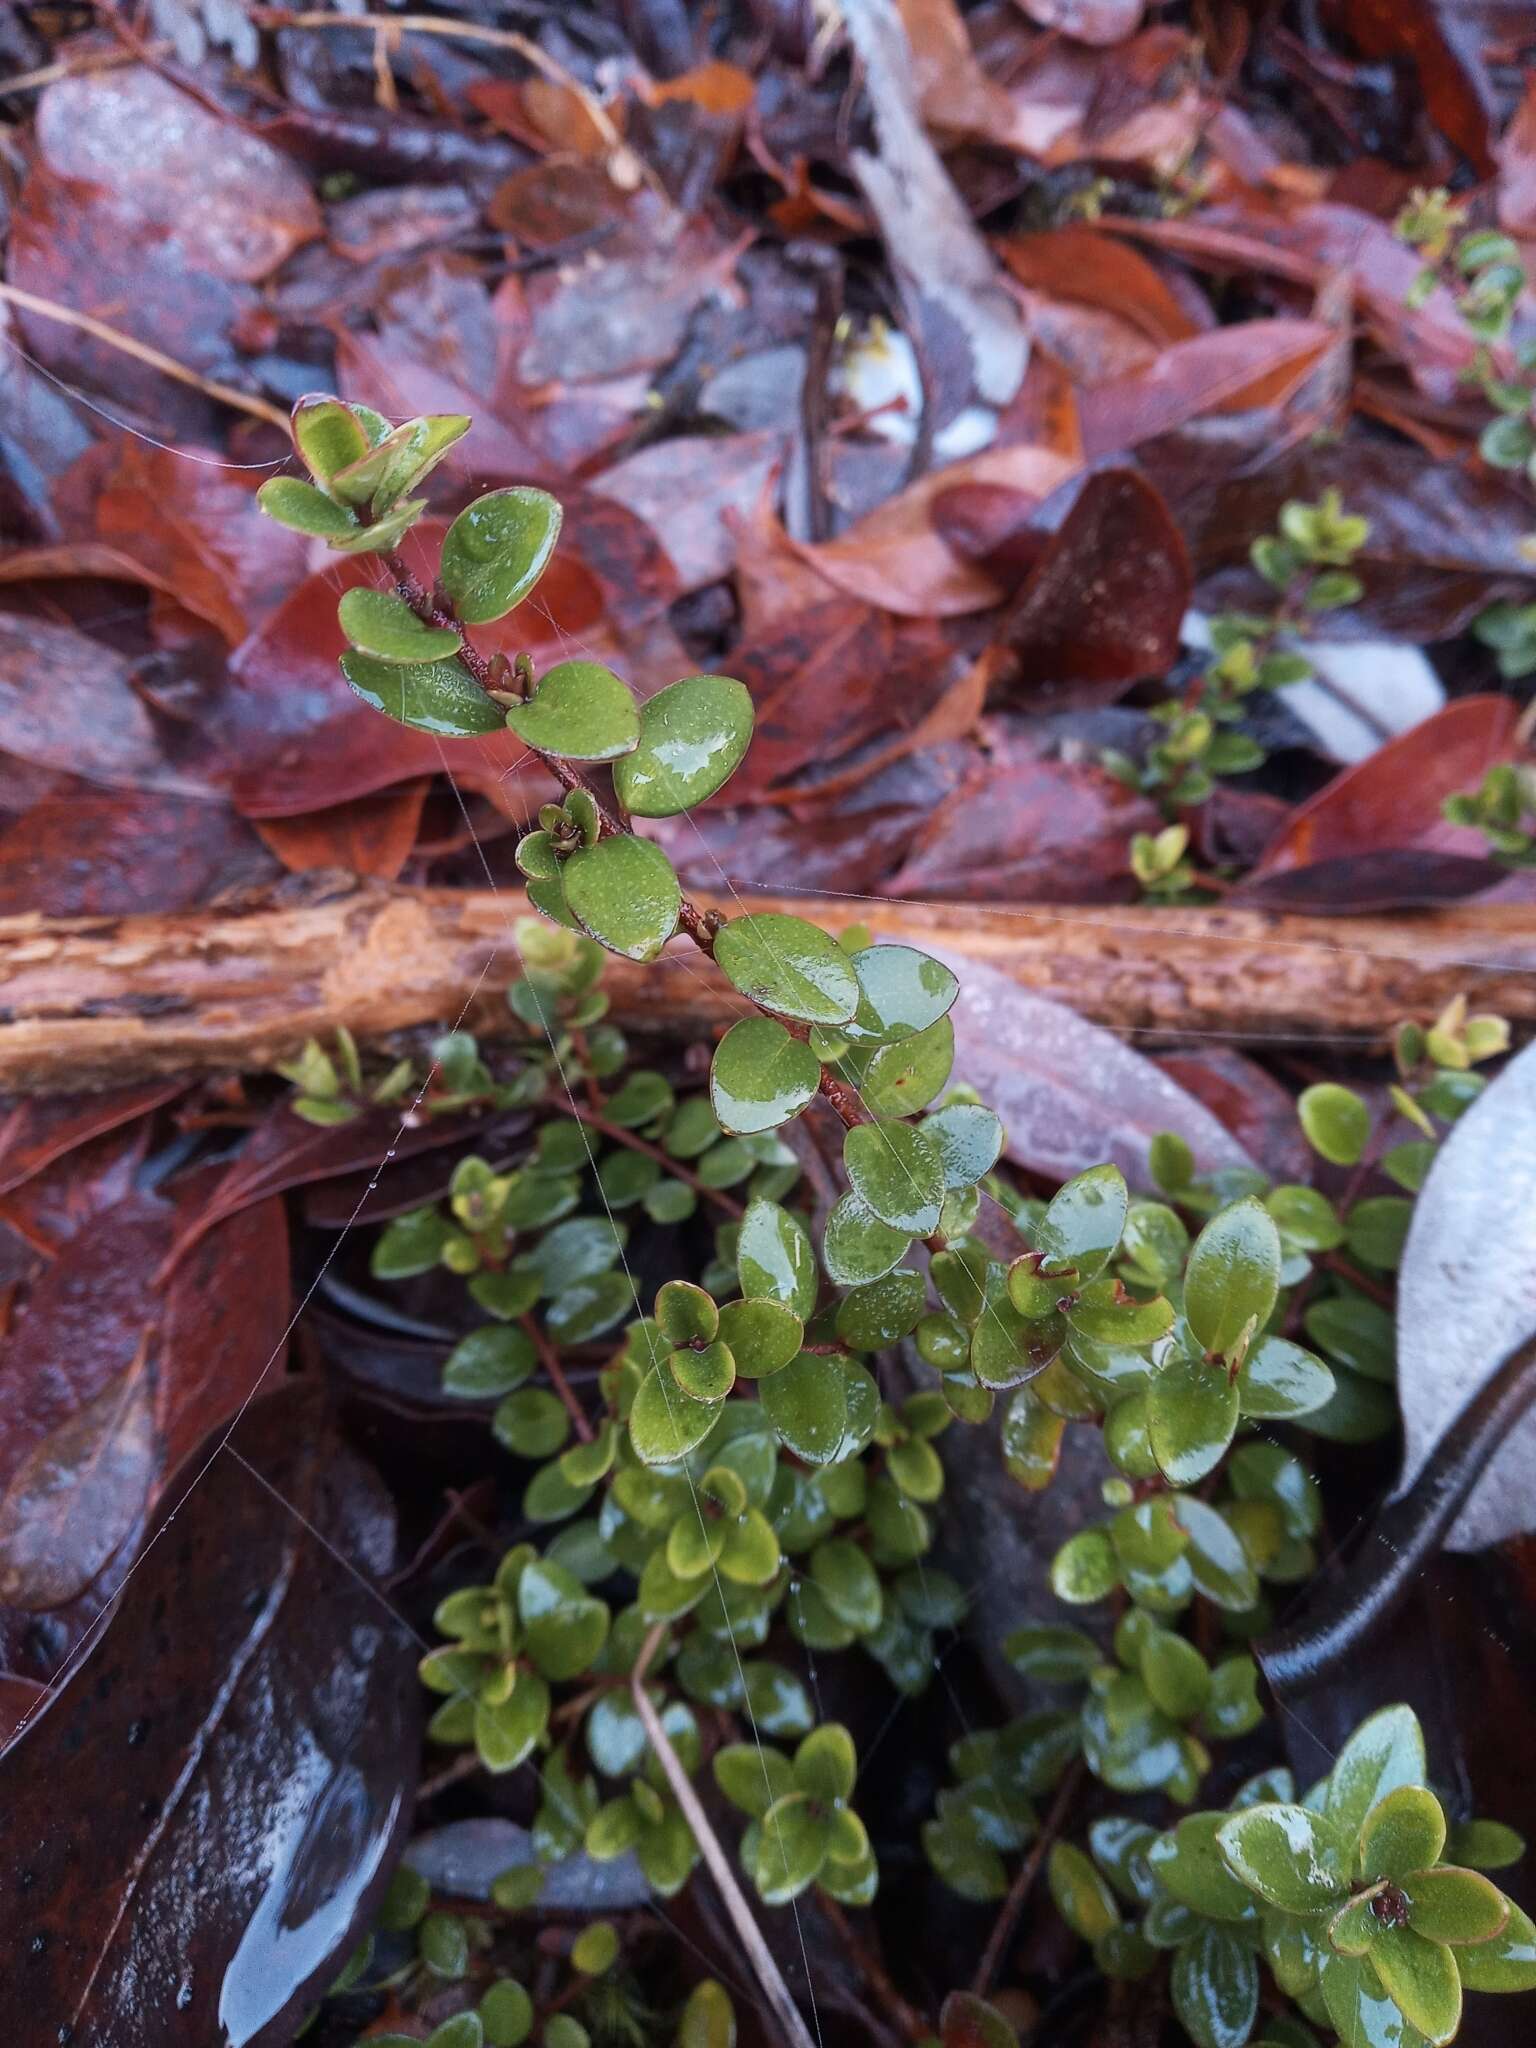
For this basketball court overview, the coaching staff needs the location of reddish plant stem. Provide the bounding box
[972,1758,1086,1997]
[559,1099,744,1218]
[520,1312,594,1442]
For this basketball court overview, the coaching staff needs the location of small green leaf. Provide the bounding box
[257,474,360,540]
[760,1352,848,1464]
[338,586,461,663]
[822,1193,911,1287]
[1403,1866,1509,1945]
[340,649,503,736]
[843,945,958,1044]
[629,1368,718,1463]
[492,1388,570,1459]
[1298,1082,1371,1166]
[1148,1348,1239,1485]
[419,1910,471,1978]
[443,1325,537,1398]
[670,1339,736,1402]
[836,1269,925,1350]
[1455,1899,1536,1990]
[757,1793,826,1901]
[810,1540,883,1632]
[1036,1165,1128,1279]
[440,486,563,623]
[611,673,754,817]
[711,1017,822,1134]
[922,1103,1004,1189]
[715,1296,803,1377]
[505,659,640,762]
[738,1197,818,1317]
[1359,1786,1446,1883]
[1049,1842,1121,1940]
[1327,1893,1382,1957]
[714,1742,796,1818]
[1237,1337,1335,1420]
[795,1722,858,1802]
[518,1561,609,1679]
[1184,1198,1281,1358]
[1445,1819,1525,1870]
[1217,1804,1352,1912]
[656,1279,719,1346]
[1370,1924,1461,2043]
[860,1016,955,1117]
[1149,1814,1255,1921]
[1051,1528,1120,1604]
[1002,1625,1102,1685]
[561,834,680,960]
[292,395,370,482]
[480,1980,534,2048]
[1325,1705,1428,1843]
[475,1675,551,1773]
[843,1120,944,1235]
[1139,1629,1211,1720]
[1171,1926,1260,2048]
[714,914,860,1026]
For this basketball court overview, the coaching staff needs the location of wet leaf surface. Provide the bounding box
[0,1382,418,2048]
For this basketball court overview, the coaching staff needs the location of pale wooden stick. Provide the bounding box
[0,283,290,431]
[631,1623,818,2048]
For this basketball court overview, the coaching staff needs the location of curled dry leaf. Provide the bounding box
[0,1383,418,2048]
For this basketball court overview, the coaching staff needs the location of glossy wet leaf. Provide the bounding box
[1237,1336,1335,1420]
[505,660,640,764]
[1148,1348,1240,1485]
[1036,1164,1128,1278]
[1325,1706,1429,1843]
[737,1197,818,1318]
[1371,1924,1461,2043]
[1455,1900,1536,1990]
[1320,1952,1419,2048]
[1360,1786,1446,1883]
[1404,1866,1509,1945]
[1051,1527,1120,1604]
[612,673,753,816]
[1150,1814,1255,1921]
[859,1016,956,1117]
[922,1103,1004,1189]
[1217,1804,1352,1912]
[518,1559,609,1679]
[1171,1925,1260,2048]
[843,944,959,1044]
[656,1280,719,1346]
[1298,1082,1371,1167]
[1184,1198,1281,1358]
[713,914,860,1026]
[811,1540,883,1633]
[443,1324,537,1398]
[670,1339,736,1402]
[340,648,504,736]
[440,486,563,623]
[836,1269,925,1350]
[561,835,680,961]
[257,474,360,540]
[710,1017,822,1134]
[629,1367,718,1464]
[338,586,461,663]
[293,395,369,482]
[843,1120,944,1235]
[0,1385,415,2048]
[822,1192,912,1288]
[715,1296,803,1377]
[760,1352,849,1464]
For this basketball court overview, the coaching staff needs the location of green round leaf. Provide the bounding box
[1217,1804,1352,1912]
[629,1367,719,1464]
[561,834,680,960]
[443,1325,537,1398]
[1369,1924,1462,2043]
[795,1722,858,1802]
[475,1675,551,1773]
[711,1017,822,1135]
[922,1103,1004,1189]
[1003,1624,1102,1685]
[714,914,860,1026]
[810,1540,882,1633]
[860,1016,956,1117]
[836,1268,925,1350]
[1236,1336,1335,1419]
[518,1559,609,1679]
[1049,1842,1121,1940]
[760,1352,849,1463]
[418,1909,471,1978]
[1139,1628,1211,1720]
[1051,1528,1120,1604]
[440,486,562,623]
[1404,1866,1510,1946]
[481,1980,535,2047]
[1359,1785,1446,1883]
[1445,1819,1525,1870]
[1148,1349,1240,1486]
[338,585,461,663]
[612,673,753,817]
[1455,1899,1536,1991]
[1171,1926,1260,2048]
[738,1197,818,1317]
[822,1193,911,1287]
[1298,1082,1371,1166]
[1036,1165,1128,1279]
[843,1120,944,1235]
[257,474,360,540]
[1149,1815,1255,1921]
[716,1296,803,1377]
[843,945,958,1044]
[492,1388,571,1459]
[1324,1704,1428,1842]
[292,396,370,482]
[505,660,639,762]
[670,1339,736,1402]
[1184,1198,1281,1358]
[656,1279,719,1346]
[341,648,503,736]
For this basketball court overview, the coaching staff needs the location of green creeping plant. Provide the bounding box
[260,399,1530,2048]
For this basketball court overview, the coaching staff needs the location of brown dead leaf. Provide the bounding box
[255,781,431,881]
